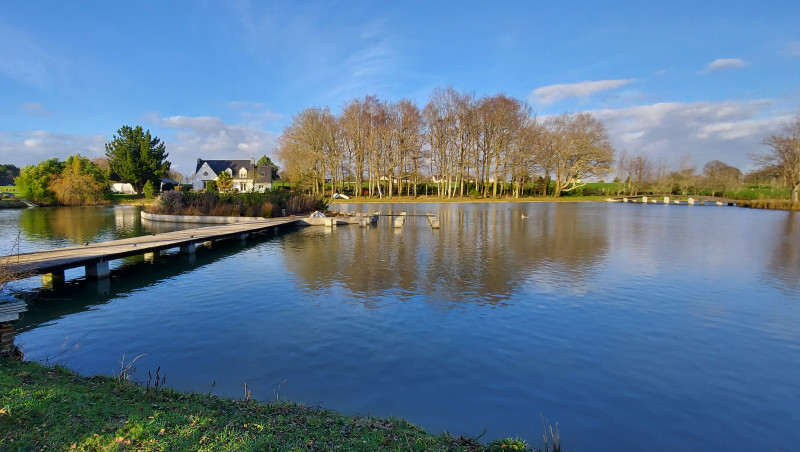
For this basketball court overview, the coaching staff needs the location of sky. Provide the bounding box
[1,0,799,177]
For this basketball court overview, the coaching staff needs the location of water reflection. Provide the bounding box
[769,211,800,292]
[286,203,609,306]
[2,206,191,254]
[14,231,288,332]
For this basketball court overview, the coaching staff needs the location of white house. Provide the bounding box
[191,158,273,192]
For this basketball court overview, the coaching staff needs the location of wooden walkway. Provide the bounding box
[0,218,299,279]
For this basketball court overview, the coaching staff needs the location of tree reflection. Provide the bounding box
[282,203,609,307]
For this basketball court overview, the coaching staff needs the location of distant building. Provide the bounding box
[191,158,273,192]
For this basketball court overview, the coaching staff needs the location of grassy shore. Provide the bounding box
[0,357,546,451]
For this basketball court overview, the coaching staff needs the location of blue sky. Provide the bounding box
[1,1,798,176]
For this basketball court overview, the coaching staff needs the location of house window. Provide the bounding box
[203,171,208,176]
[240,168,248,178]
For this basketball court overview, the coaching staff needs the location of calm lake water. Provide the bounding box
[2,203,799,451]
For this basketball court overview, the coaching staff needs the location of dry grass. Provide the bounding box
[738,199,800,210]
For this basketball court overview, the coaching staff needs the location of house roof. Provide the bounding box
[195,159,253,175]
[195,159,271,183]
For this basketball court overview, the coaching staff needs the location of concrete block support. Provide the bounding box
[180,243,196,255]
[144,251,159,262]
[85,260,110,279]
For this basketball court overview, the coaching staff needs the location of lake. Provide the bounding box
[2,202,799,451]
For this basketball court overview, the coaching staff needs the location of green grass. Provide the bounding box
[0,185,19,193]
[0,358,549,451]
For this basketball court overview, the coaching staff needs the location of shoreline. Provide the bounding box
[0,357,541,451]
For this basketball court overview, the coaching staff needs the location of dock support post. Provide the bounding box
[359,218,368,228]
[180,243,196,255]
[642,196,648,203]
[203,240,213,248]
[688,197,695,205]
[394,212,407,228]
[41,270,65,289]
[85,260,110,279]
[239,233,247,243]
[622,197,628,203]
[144,251,159,262]
[664,197,670,204]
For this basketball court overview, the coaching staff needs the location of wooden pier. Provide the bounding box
[0,217,299,283]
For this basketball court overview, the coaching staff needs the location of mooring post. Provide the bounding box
[85,260,110,279]
[394,212,407,228]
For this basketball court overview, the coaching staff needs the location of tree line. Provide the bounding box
[12,125,172,205]
[277,88,800,204]
[277,88,615,198]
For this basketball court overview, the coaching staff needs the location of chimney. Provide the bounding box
[250,156,255,166]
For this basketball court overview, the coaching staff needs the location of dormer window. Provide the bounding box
[239,168,248,178]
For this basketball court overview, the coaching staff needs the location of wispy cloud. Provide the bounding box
[589,100,789,169]
[0,131,106,166]
[703,58,750,73]
[228,101,284,125]
[0,21,67,87]
[19,102,53,118]
[145,114,280,174]
[531,79,636,107]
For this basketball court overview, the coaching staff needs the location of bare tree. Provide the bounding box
[756,116,800,204]
[546,113,615,196]
[702,160,741,197]
[674,154,697,196]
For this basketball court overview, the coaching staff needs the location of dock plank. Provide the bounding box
[0,217,298,276]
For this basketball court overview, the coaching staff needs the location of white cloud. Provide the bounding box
[703,58,750,73]
[146,114,280,175]
[589,100,790,170]
[531,79,636,107]
[786,41,800,57]
[0,131,106,166]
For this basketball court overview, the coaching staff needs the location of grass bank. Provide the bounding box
[0,358,549,451]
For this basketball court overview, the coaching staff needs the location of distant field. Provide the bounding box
[0,185,19,193]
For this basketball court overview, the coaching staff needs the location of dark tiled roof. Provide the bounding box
[195,159,271,183]
[195,159,253,175]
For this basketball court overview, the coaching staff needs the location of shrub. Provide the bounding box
[152,190,186,214]
[143,180,156,198]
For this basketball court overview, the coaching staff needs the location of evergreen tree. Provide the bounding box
[105,125,171,193]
